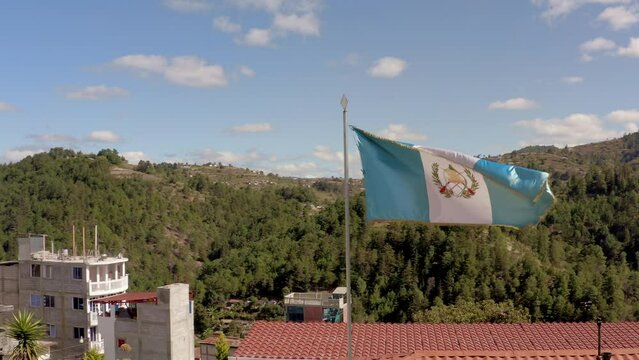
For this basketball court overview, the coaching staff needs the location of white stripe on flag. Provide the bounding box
[418,149,493,225]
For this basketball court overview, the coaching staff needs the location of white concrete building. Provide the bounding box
[95,283,194,360]
[0,235,128,360]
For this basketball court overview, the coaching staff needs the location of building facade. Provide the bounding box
[96,283,194,360]
[284,287,347,323]
[0,235,128,360]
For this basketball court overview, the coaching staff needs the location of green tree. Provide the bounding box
[83,347,105,360]
[413,300,531,324]
[97,149,124,165]
[215,333,230,360]
[4,311,45,360]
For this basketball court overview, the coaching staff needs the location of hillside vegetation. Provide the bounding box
[1,133,639,335]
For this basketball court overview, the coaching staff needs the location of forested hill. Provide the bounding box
[1,132,639,334]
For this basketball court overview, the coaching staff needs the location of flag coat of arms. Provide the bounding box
[352,127,555,228]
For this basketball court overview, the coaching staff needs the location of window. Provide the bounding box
[31,264,40,277]
[73,327,85,340]
[72,267,83,280]
[43,295,55,308]
[90,327,97,342]
[46,324,56,337]
[30,294,42,307]
[42,265,53,279]
[73,297,84,310]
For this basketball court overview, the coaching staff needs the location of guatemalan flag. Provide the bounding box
[353,127,555,228]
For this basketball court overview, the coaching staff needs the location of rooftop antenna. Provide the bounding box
[72,224,76,256]
[94,225,98,256]
[82,226,86,261]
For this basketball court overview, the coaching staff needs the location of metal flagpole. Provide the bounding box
[341,94,352,360]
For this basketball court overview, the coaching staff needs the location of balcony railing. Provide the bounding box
[90,311,98,325]
[284,293,345,308]
[89,275,128,296]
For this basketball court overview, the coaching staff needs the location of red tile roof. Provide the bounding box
[234,322,639,360]
[393,348,639,360]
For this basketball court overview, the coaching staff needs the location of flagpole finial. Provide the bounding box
[341,95,348,111]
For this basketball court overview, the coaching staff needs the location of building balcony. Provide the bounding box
[89,275,128,296]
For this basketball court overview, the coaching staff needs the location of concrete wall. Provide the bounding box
[0,262,19,325]
[164,284,195,360]
[110,283,194,360]
[98,311,116,360]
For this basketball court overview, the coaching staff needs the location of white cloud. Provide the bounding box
[343,53,359,66]
[240,28,273,47]
[273,12,319,36]
[533,0,632,20]
[163,56,227,87]
[239,65,256,77]
[194,148,264,164]
[1,148,46,163]
[489,97,538,110]
[378,124,427,142]
[515,113,621,146]
[232,0,319,15]
[164,0,211,12]
[227,123,272,133]
[87,130,121,143]
[213,16,241,33]
[65,85,129,100]
[0,101,16,112]
[561,76,584,83]
[232,0,286,13]
[112,54,228,88]
[598,6,639,30]
[311,145,361,176]
[214,0,323,47]
[625,122,639,132]
[581,53,594,62]
[273,161,319,177]
[580,37,617,52]
[122,151,150,164]
[618,37,639,57]
[113,54,167,73]
[28,133,77,142]
[368,57,407,78]
[578,36,620,61]
[607,109,639,122]
[313,145,339,161]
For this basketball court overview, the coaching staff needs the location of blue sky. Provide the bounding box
[1,0,638,177]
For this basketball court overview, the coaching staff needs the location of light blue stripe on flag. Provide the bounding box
[475,159,555,227]
[355,127,429,222]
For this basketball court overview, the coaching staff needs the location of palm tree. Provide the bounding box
[4,311,45,360]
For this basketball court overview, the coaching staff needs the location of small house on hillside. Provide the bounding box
[284,287,347,323]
